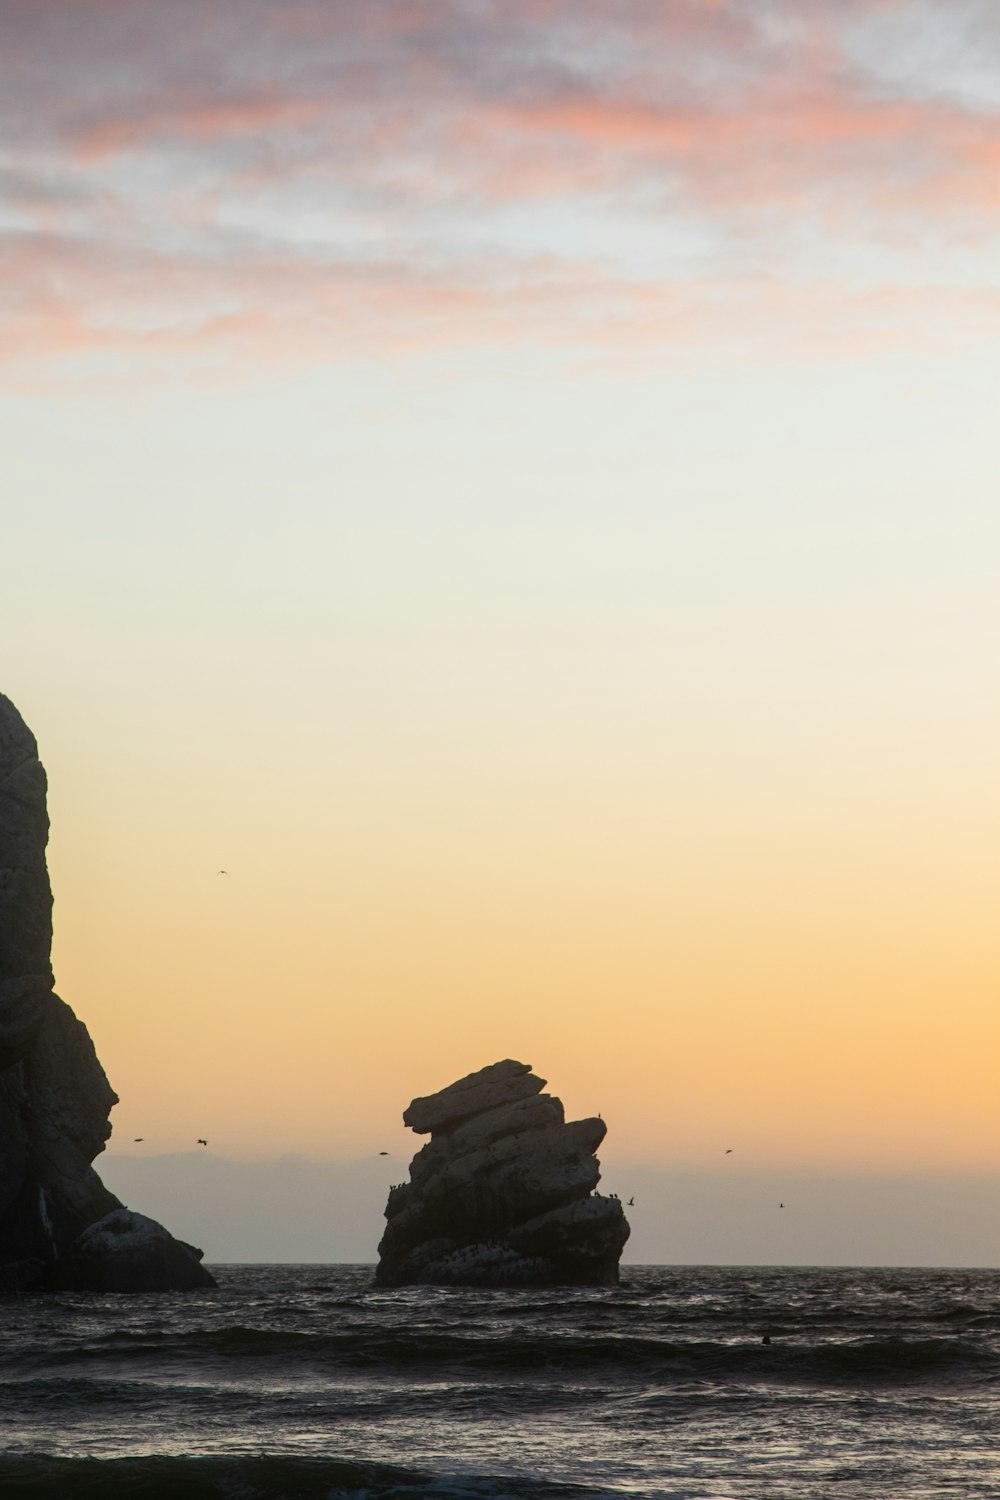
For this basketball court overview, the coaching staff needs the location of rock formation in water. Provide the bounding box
[375,1059,630,1286]
[0,693,214,1293]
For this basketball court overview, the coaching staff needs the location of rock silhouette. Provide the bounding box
[375,1059,629,1286]
[0,693,214,1293]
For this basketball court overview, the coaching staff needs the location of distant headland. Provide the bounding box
[376,1058,630,1286]
[0,693,214,1293]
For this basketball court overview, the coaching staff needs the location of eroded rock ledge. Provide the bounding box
[0,693,214,1293]
[375,1059,629,1287]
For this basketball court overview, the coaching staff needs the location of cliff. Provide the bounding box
[0,693,214,1293]
[375,1059,629,1286]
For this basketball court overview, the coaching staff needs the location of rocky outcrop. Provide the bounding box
[0,693,214,1293]
[38,1209,214,1293]
[375,1059,629,1287]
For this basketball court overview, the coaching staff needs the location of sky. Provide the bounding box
[2,0,998,1262]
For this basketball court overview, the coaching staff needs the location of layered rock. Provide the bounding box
[376,1059,629,1287]
[0,693,214,1293]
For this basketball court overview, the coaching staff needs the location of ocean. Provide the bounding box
[1,1264,996,1499]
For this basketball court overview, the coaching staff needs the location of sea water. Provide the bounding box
[0,1264,997,1498]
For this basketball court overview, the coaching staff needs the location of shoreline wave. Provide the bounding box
[0,1455,612,1500]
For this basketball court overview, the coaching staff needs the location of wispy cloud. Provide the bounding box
[3,0,999,377]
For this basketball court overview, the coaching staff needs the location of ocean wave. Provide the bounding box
[22,1325,998,1385]
[0,1454,612,1500]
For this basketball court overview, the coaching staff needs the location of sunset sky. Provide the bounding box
[3,1,997,1260]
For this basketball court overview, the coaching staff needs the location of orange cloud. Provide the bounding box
[504,100,724,153]
[490,84,993,184]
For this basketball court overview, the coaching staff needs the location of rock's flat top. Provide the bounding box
[403,1059,546,1134]
[378,1059,629,1288]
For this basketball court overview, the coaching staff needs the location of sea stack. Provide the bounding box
[375,1059,630,1287]
[0,693,214,1293]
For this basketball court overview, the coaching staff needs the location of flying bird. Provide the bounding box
[197,1138,208,1146]
[378,1151,389,1156]
[627,1197,634,1206]
[133,1138,144,1142]
[725,1149,733,1154]
[779,1202,784,1208]
[217,870,228,876]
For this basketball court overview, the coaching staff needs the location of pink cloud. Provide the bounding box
[6,1,996,221]
[4,224,1000,385]
[75,92,331,160]
[3,0,999,383]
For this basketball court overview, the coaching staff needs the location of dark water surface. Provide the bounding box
[1,1264,997,1498]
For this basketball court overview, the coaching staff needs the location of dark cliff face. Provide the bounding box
[0,701,53,985]
[376,1059,630,1287]
[0,694,214,1293]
